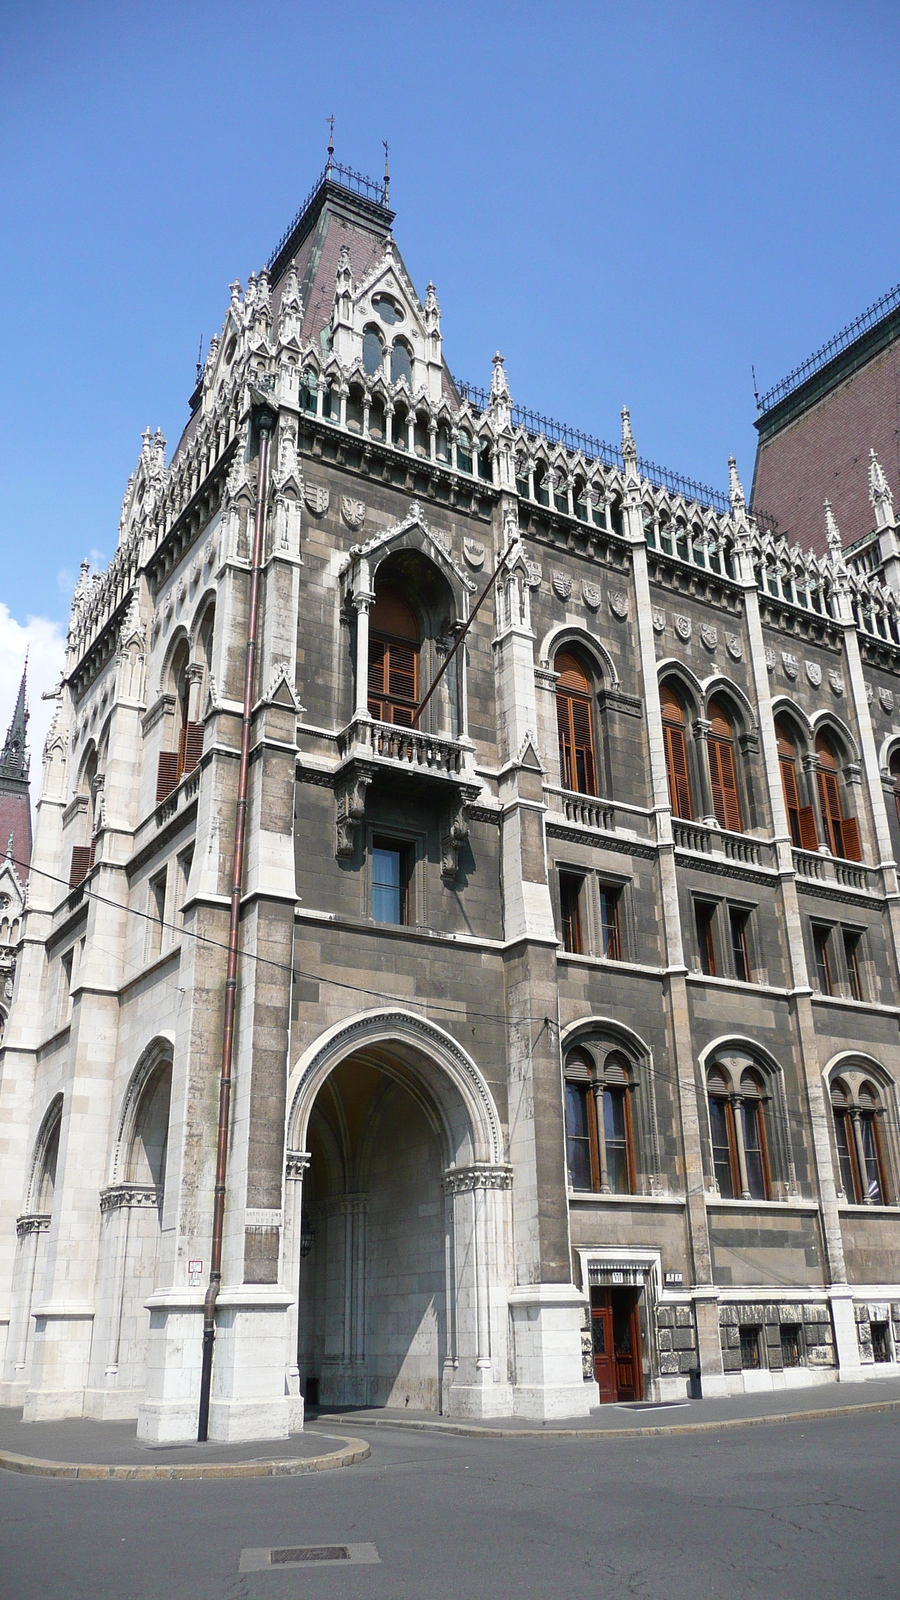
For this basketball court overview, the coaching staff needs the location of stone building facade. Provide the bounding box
[0,665,31,1044]
[1,159,899,1443]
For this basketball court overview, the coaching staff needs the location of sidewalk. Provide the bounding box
[0,1407,369,1480]
[314,1370,900,1439]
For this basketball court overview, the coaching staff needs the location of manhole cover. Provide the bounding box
[240,1542,380,1572]
[618,1401,691,1410]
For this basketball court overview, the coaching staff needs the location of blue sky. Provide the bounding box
[2,0,900,752]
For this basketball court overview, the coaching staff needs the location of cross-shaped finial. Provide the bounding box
[383,139,390,203]
[326,115,335,170]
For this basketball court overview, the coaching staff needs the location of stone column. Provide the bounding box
[283,1150,310,1430]
[443,1165,514,1417]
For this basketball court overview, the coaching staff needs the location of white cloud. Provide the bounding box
[0,605,67,796]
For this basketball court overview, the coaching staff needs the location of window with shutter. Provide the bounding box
[776,718,805,847]
[367,587,420,725]
[554,651,596,796]
[182,722,205,775]
[707,699,743,832]
[156,751,180,803]
[660,685,693,819]
[815,733,861,860]
[69,845,94,890]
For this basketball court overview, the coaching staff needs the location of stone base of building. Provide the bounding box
[508,1283,594,1420]
[445,1375,515,1419]
[84,1382,143,1421]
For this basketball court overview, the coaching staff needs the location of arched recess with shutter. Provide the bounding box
[705,696,744,832]
[560,1018,661,1194]
[554,647,599,796]
[773,707,818,850]
[812,722,862,862]
[824,1052,899,1207]
[659,678,696,819]
[365,548,462,738]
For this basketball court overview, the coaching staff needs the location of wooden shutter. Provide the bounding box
[817,769,843,854]
[69,845,93,889]
[156,751,180,803]
[387,642,417,716]
[368,638,387,719]
[841,815,862,861]
[663,722,692,819]
[798,805,819,851]
[182,721,204,775]
[555,682,596,796]
[708,736,742,832]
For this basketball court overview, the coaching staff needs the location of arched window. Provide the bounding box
[156,639,205,804]
[564,1047,635,1194]
[707,698,742,832]
[831,1076,891,1204]
[362,328,384,376]
[555,651,596,796]
[890,749,900,826]
[661,685,693,819]
[390,340,413,388]
[300,368,318,414]
[776,717,818,849]
[815,733,861,860]
[456,429,473,474]
[707,1063,772,1200]
[367,587,420,726]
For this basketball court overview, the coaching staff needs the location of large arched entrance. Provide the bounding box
[284,1012,514,1419]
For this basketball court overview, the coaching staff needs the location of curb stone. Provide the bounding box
[0,1431,370,1481]
[316,1397,900,1442]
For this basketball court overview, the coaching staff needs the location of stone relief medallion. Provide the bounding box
[552,571,573,602]
[526,561,542,588]
[828,669,844,696]
[700,623,718,651]
[204,537,217,568]
[163,594,173,624]
[463,538,485,569]
[652,607,666,635]
[878,687,895,712]
[674,614,691,641]
[176,576,187,605]
[610,592,629,620]
[765,647,776,672]
[190,557,201,589]
[304,482,329,516]
[341,495,366,532]
[725,633,743,661]
[782,651,798,680]
[582,582,602,610]
[805,661,823,688]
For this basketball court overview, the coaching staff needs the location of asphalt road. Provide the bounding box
[2,1412,898,1600]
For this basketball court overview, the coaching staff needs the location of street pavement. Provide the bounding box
[2,1403,900,1599]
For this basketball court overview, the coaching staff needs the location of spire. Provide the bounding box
[824,497,843,559]
[869,446,894,528]
[621,405,638,476]
[383,139,390,205]
[0,660,29,785]
[728,454,746,515]
[489,352,512,431]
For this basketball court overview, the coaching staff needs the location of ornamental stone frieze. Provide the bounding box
[443,1164,514,1195]
[99,1184,161,1213]
[285,1151,312,1180]
[16,1213,51,1239]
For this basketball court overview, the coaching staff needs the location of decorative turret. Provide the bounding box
[621,405,638,477]
[0,660,32,882]
[869,447,894,529]
[489,352,512,434]
[277,260,304,346]
[728,454,746,516]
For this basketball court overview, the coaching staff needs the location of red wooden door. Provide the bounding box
[590,1290,617,1402]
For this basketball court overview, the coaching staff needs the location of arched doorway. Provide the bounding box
[285,1013,512,1419]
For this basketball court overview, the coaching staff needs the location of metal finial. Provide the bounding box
[196,336,204,384]
[382,139,390,204]
[327,114,335,174]
[752,363,760,412]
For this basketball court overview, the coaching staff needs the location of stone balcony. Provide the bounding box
[672,816,777,872]
[791,847,877,894]
[544,786,656,849]
[332,716,479,874]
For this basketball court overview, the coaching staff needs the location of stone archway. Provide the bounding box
[285,1011,513,1420]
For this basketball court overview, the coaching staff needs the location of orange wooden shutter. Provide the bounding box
[798,805,819,851]
[387,641,417,707]
[663,723,692,819]
[182,721,204,775]
[709,736,742,831]
[841,815,862,861]
[156,751,180,803]
[817,769,843,853]
[569,695,596,794]
[69,845,93,889]
[780,756,800,814]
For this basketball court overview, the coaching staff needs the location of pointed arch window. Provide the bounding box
[390,340,413,388]
[367,587,420,727]
[564,1047,635,1194]
[815,733,861,860]
[890,749,900,827]
[739,1069,771,1200]
[707,698,743,833]
[832,1078,890,1204]
[707,1067,738,1198]
[661,685,693,819]
[776,717,818,849]
[555,651,596,796]
[707,1063,771,1200]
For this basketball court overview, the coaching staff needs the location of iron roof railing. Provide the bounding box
[757,280,900,414]
[454,378,730,513]
[266,161,389,272]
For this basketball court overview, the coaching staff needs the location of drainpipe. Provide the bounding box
[198,404,275,1442]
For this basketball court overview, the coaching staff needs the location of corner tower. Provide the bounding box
[0,662,32,881]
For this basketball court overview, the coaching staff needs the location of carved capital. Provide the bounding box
[16,1212,51,1239]
[440,788,477,881]
[443,1163,513,1195]
[285,1150,312,1180]
[99,1183,160,1213]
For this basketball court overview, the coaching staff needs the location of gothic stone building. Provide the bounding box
[0,665,31,1046]
[2,159,900,1444]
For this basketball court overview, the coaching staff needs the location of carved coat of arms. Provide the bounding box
[805,661,823,688]
[764,647,776,672]
[878,686,895,712]
[700,623,718,651]
[652,607,666,635]
[782,651,799,680]
[304,482,329,516]
[674,614,691,641]
[341,496,366,531]
[463,538,485,569]
[552,571,573,602]
[828,669,844,696]
[725,633,743,661]
[609,592,629,620]
[582,583,602,610]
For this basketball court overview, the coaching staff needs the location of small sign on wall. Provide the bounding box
[664,1271,683,1286]
[188,1260,203,1280]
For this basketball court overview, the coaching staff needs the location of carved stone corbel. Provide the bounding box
[334,761,374,860]
[440,785,478,881]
